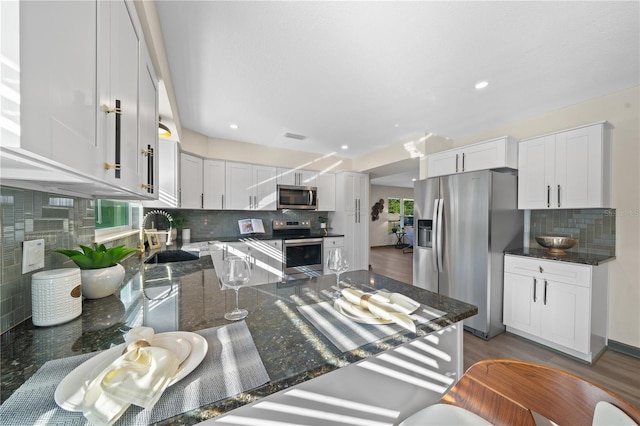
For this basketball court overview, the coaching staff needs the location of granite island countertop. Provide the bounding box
[0,248,477,424]
[505,247,616,266]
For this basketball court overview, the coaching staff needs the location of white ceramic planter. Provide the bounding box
[80,264,125,299]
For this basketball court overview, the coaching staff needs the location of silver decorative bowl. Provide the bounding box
[535,236,579,256]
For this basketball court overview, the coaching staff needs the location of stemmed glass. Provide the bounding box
[220,256,251,321]
[327,247,349,299]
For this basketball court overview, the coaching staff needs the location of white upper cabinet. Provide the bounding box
[180,153,204,209]
[19,0,102,176]
[427,136,518,178]
[316,172,336,211]
[5,0,158,198]
[225,162,277,210]
[144,140,179,208]
[276,168,317,187]
[518,122,612,209]
[203,160,225,209]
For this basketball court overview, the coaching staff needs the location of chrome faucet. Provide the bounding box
[140,210,174,253]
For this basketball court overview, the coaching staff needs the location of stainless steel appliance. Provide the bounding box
[413,170,523,339]
[273,220,323,279]
[277,185,318,210]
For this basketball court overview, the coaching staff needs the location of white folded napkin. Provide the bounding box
[81,329,180,426]
[340,288,418,333]
[124,326,155,344]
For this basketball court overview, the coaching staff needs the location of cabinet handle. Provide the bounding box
[533,278,537,303]
[114,99,121,178]
[221,194,224,209]
[103,162,121,171]
[455,154,459,173]
[201,193,204,209]
[462,153,465,171]
[543,280,548,305]
[249,196,253,209]
[101,104,122,115]
[557,185,561,208]
[547,185,551,208]
[254,195,257,209]
[539,266,543,273]
[179,189,182,207]
[147,145,154,194]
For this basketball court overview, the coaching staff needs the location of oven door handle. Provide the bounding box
[284,238,324,245]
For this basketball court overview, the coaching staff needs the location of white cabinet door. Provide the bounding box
[518,135,555,209]
[503,272,541,336]
[99,0,141,192]
[137,46,158,198]
[316,172,336,211]
[225,162,253,210]
[427,150,459,177]
[323,237,344,274]
[540,280,590,353]
[253,165,277,210]
[180,153,203,208]
[462,137,516,172]
[144,141,179,208]
[203,160,225,209]
[226,162,276,210]
[555,124,606,208]
[20,0,102,176]
[332,172,369,271]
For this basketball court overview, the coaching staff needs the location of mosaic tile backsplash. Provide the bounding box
[527,209,616,256]
[1,184,617,334]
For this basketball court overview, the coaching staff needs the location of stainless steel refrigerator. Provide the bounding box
[413,170,523,339]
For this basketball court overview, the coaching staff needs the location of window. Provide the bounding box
[95,200,141,238]
[387,197,414,233]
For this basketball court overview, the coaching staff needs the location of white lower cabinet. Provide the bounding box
[503,254,608,363]
[223,240,282,285]
[323,237,344,275]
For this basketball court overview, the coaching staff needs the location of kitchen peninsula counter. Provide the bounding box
[505,247,616,266]
[0,249,477,425]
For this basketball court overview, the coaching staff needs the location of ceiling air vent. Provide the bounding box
[283,132,308,141]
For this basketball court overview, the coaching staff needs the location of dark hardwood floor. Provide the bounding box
[369,245,640,408]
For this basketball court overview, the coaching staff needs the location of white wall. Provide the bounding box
[369,185,414,247]
[420,86,640,349]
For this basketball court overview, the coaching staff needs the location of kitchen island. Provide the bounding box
[0,247,477,425]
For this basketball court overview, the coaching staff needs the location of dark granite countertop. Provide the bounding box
[195,232,344,242]
[505,247,616,266]
[0,250,476,424]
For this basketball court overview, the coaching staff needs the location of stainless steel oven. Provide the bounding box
[282,238,323,278]
[273,220,324,279]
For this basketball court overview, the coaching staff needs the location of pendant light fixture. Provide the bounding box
[158,116,171,138]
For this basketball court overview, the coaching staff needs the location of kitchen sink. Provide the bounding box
[144,250,199,264]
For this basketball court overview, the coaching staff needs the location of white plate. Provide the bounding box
[54,331,208,412]
[333,301,393,325]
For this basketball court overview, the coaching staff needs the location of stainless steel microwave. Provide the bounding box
[277,184,318,210]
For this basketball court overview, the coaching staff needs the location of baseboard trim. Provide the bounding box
[608,339,640,359]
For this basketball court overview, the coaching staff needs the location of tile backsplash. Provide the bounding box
[527,209,616,256]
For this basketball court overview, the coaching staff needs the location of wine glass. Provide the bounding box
[327,247,349,299]
[220,256,251,321]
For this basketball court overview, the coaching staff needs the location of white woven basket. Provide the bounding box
[31,268,82,326]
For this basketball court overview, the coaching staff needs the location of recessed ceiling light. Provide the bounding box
[229,124,239,130]
[475,81,489,90]
[394,124,399,128]
[412,178,417,182]
[341,145,348,150]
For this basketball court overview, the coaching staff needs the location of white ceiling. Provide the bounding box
[155,1,639,186]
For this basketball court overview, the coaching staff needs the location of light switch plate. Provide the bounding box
[22,239,45,274]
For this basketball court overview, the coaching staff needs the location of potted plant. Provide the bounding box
[54,244,138,299]
[318,216,328,235]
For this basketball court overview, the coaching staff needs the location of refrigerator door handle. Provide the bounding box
[435,198,444,272]
[432,199,440,271]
